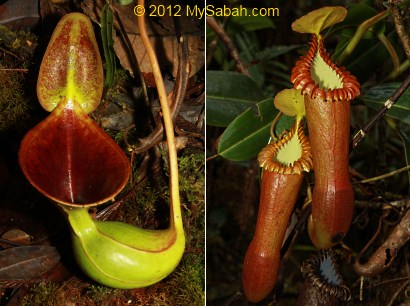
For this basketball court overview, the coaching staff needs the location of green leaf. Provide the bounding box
[333,3,388,70]
[342,31,392,82]
[227,9,275,33]
[362,82,410,125]
[341,3,385,37]
[101,4,116,87]
[275,114,294,137]
[253,45,300,62]
[218,98,278,161]
[206,71,265,127]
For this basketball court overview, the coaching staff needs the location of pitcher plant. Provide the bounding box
[291,7,360,249]
[19,12,185,289]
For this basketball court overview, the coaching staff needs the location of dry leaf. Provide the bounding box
[0,229,32,248]
[114,33,204,86]
[81,0,204,86]
[0,245,60,287]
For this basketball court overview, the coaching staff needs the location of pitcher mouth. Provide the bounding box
[301,250,351,302]
[19,98,131,208]
[258,120,313,174]
[290,34,360,102]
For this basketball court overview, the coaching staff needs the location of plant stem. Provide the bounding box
[137,0,182,231]
[378,32,400,73]
[337,10,390,64]
[384,59,410,81]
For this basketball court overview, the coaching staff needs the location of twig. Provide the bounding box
[123,123,136,150]
[206,17,250,76]
[95,153,154,221]
[0,68,28,72]
[112,8,150,109]
[353,210,410,276]
[224,291,243,306]
[372,276,410,287]
[136,28,190,152]
[353,164,410,184]
[124,19,190,154]
[386,280,410,306]
[353,210,388,272]
[0,46,20,60]
[280,204,311,258]
[206,153,218,161]
[96,173,150,221]
[352,73,410,148]
[355,199,410,209]
[390,0,410,59]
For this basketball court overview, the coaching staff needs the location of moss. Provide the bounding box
[178,153,205,206]
[0,25,37,132]
[22,282,60,306]
[112,68,131,88]
[22,280,88,306]
[104,128,126,146]
[86,284,120,304]
[0,25,37,60]
[167,152,205,305]
[129,182,162,228]
[0,67,30,131]
[167,254,205,306]
[120,151,205,304]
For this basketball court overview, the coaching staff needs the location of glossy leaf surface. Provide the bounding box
[37,13,103,113]
[206,71,264,127]
[19,98,130,207]
[218,99,277,161]
[363,82,410,125]
[275,114,294,137]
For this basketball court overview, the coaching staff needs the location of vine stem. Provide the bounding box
[269,111,282,142]
[137,0,182,230]
[337,10,390,64]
